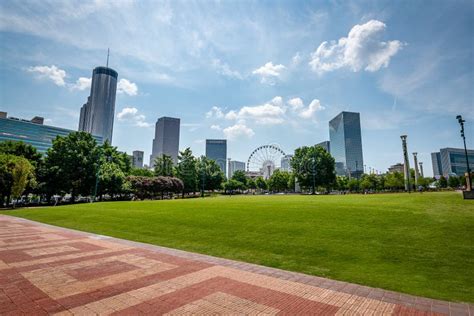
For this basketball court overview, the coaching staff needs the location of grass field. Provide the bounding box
[4,192,474,302]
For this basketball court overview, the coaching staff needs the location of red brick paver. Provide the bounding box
[0,215,471,315]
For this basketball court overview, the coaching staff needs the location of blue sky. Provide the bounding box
[1,0,473,175]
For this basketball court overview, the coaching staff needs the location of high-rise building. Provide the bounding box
[316,141,330,153]
[205,139,227,175]
[228,160,246,179]
[78,66,118,143]
[431,152,442,176]
[280,154,293,172]
[132,150,144,169]
[431,147,474,177]
[388,163,404,173]
[150,117,180,167]
[329,111,364,177]
[1,112,103,154]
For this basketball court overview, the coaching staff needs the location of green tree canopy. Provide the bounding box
[98,162,126,198]
[268,170,290,192]
[99,140,131,174]
[196,156,225,193]
[0,154,35,206]
[44,132,100,199]
[176,148,198,196]
[154,154,175,177]
[231,170,248,188]
[290,145,336,191]
[255,176,267,191]
[0,140,42,168]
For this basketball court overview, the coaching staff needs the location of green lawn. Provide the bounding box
[3,192,473,302]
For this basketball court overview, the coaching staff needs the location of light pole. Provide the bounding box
[93,156,112,202]
[413,152,420,187]
[456,115,472,191]
[311,157,316,195]
[419,162,424,178]
[400,135,411,193]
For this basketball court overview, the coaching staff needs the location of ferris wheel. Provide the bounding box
[247,144,286,179]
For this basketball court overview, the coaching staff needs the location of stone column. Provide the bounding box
[413,152,420,186]
[400,135,411,192]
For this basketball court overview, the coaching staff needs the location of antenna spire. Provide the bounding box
[106,48,110,68]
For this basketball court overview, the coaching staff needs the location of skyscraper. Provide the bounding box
[78,66,118,143]
[132,150,144,169]
[150,117,180,167]
[329,111,364,177]
[206,139,227,175]
[280,154,293,172]
[432,147,474,177]
[316,141,330,153]
[228,160,246,179]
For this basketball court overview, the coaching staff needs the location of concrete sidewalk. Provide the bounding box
[0,215,471,315]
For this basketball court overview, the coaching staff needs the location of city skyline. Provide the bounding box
[1,1,473,176]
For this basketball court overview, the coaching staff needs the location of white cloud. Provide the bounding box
[212,59,243,80]
[70,77,91,91]
[116,107,151,127]
[226,97,286,125]
[223,123,255,140]
[291,52,302,66]
[298,99,325,119]
[206,106,225,119]
[309,20,404,74]
[252,62,286,84]
[210,124,221,131]
[117,78,138,96]
[27,65,66,86]
[287,97,304,110]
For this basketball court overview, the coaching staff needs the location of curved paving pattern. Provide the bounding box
[0,215,471,315]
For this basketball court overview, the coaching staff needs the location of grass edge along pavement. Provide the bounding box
[3,192,474,303]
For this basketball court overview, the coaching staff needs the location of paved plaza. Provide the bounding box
[0,215,471,315]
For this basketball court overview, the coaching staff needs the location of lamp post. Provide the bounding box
[400,135,411,193]
[93,156,112,202]
[456,115,472,191]
[311,157,316,195]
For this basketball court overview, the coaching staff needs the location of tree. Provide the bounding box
[154,154,175,177]
[247,178,257,191]
[385,172,405,191]
[99,140,131,174]
[44,132,100,201]
[175,148,198,197]
[196,156,225,194]
[231,170,248,188]
[438,176,448,188]
[335,176,349,191]
[267,170,290,192]
[290,145,336,192]
[98,162,126,198]
[223,179,244,195]
[448,176,460,188]
[359,174,379,191]
[0,154,35,206]
[129,167,154,177]
[255,176,267,191]
[347,179,360,192]
[0,141,42,168]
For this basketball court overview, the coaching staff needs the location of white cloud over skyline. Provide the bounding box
[27,65,66,86]
[116,107,151,127]
[309,20,404,74]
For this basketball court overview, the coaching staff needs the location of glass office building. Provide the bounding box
[280,154,293,172]
[79,66,118,143]
[329,111,364,176]
[316,141,330,153]
[150,117,180,167]
[228,160,246,179]
[206,139,227,175]
[431,147,474,177]
[0,113,103,154]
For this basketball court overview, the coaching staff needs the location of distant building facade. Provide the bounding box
[280,154,293,172]
[431,152,443,176]
[150,117,180,167]
[329,111,364,177]
[78,66,118,143]
[228,160,246,179]
[205,139,227,175]
[316,141,330,153]
[132,150,144,168]
[432,147,474,177]
[0,112,102,154]
[388,163,404,173]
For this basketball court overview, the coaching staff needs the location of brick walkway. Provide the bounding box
[0,215,471,315]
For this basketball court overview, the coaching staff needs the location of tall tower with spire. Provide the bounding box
[78,49,118,143]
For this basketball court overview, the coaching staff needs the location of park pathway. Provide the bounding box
[0,215,471,315]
